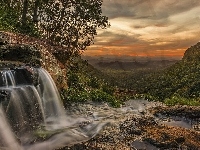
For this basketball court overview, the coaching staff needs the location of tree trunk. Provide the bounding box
[22,0,29,26]
[33,0,40,23]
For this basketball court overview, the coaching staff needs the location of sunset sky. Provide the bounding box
[83,0,200,60]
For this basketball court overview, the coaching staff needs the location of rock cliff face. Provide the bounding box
[182,42,200,62]
[0,44,41,65]
[0,31,68,90]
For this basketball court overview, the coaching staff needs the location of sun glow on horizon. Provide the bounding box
[84,0,200,59]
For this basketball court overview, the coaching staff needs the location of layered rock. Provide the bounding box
[0,31,68,90]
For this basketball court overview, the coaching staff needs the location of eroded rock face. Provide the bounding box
[0,31,68,90]
[0,44,41,66]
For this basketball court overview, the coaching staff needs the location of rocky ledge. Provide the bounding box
[0,31,68,90]
[62,100,200,150]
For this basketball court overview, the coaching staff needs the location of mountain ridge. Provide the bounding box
[134,41,200,100]
[91,60,178,71]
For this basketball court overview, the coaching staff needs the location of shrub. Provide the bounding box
[62,88,121,108]
[164,94,200,106]
[90,89,121,107]
[88,77,100,88]
[61,88,89,103]
[102,83,115,95]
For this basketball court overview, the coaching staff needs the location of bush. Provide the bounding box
[0,6,39,36]
[164,94,200,106]
[90,89,121,107]
[102,83,115,95]
[61,88,89,103]
[88,77,100,88]
[62,88,121,108]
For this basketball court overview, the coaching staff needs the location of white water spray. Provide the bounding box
[0,67,107,150]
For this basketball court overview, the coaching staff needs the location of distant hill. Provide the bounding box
[182,42,200,62]
[132,42,200,100]
[82,42,200,102]
[91,60,178,71]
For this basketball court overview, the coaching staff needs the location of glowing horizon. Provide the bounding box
[84,0,200,58]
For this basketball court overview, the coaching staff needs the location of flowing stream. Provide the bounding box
[0,67,107,150]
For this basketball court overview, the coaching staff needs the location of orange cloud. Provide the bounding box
[84,46,186,58]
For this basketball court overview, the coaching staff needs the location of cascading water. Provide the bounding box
[0,67,107,150]
[36,69,67,128]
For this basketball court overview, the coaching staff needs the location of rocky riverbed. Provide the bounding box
[61,100,200,150]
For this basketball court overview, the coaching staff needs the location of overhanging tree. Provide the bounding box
[39,0,110,63]
[0,0,110,63]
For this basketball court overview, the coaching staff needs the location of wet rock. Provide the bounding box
[151,105,200,119]
[131,140,158,150]
[0,89,10,102]
[64,101,200,149]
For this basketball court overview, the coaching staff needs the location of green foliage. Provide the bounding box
[102,83,115,95]
[90,89,121,107]
[164,95,200,106]
[0,6,19,32]
[18,23,40,37]
[40,0,110,51]
[95,42,200,107]
[142,61,200,101]
[0,5,39,36]
[108,59,200,102]
[0,0,109,57]
[62,56,121,107]
[67,72,86,91]
[62,88,89,102]
[62,88,121,108]
[129,94,151,100]
[88,77,100,89]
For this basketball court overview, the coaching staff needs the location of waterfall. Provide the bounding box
[0,107,22,150]
[37,69,66,128]
[0,67,107,150]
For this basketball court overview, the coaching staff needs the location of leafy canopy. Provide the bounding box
[0,0,110,62]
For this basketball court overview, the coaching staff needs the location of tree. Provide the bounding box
[33,0,40,23]
[21,0,29,26]
[0,0,110,63]
[38,0,110,63]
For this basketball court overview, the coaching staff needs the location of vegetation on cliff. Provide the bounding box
[135,42,200,103]
[61,57,122,107]
[0,0,110,62]
[1,0,200,107]
[100,42,200,105]
[0,1,123,107]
